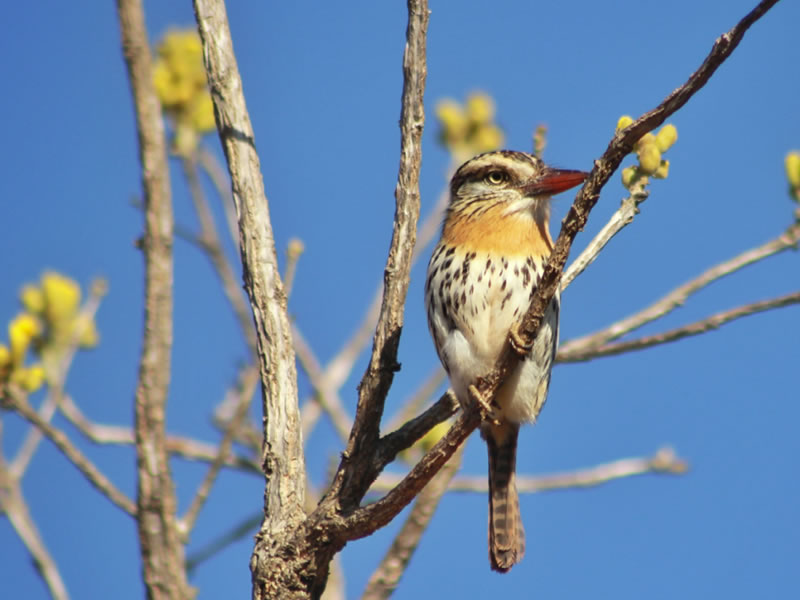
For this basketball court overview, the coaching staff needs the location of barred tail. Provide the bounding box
[485,423,525,572]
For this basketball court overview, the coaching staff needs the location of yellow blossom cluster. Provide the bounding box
[785,152,800,203]
[616,115,678,189]
[436,92,505,159]
[152,29,215,155]
[0,272,100,393]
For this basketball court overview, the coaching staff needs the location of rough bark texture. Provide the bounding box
[117,0,192,598]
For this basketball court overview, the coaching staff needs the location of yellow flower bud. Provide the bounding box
[188,94,216,133]
[418,420,451,453]
[656,124,678,152]
[13,365,46,392]
[436,99,468,142]
[466,92,495,125]
[653,159,670,179]
[9,313,41,364]
[634,132,657,152]
[0,344,10,368]
[287,238,305,260]
[471,124,504,153]
[785,152,800,188]
[637,143,662,175]
[621,166,638,188]
[616,115,634,132]
[20,284,45,314]
[74,315,99,349]
[42,272,81,325]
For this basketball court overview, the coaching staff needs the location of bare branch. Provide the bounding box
[293,324,353,442]
[179,366,259,537]
[383,367,446,434]
[193,0,306,552]
[117,0,192,596]
[3,388,136,516]
[197,146,240,248]
[183,156,258,356]
[0,438,70,600]
[561,291,800,362]
[559,221,800,358]
[361,447,464,600]
[333,0,429,511]
[341,405,478,542]
[562,180,650,291]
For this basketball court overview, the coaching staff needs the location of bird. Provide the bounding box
[425,150,587,572]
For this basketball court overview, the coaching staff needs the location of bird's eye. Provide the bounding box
[485,171,507,185]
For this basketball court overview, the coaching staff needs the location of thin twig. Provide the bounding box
[183,156,258,356]
[0,433,70,600]
[361,447,464,600]
[369,447,687,494]
[197,146,240,248]
[4,388,136,516]
[561,291,800,362]
[179,365,259,537]
[559,222,800,357]
[383,366,446,435]
[55,392,260,472]
[562,180,650,291]
[293,325,353,442]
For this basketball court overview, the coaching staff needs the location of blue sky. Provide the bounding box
[2,1,799,599]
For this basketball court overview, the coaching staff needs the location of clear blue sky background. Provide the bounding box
[2,1,799,599]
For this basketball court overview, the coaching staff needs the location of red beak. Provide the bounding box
[523,168,588,197]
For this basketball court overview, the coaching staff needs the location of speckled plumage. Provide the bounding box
[425,150,586,572]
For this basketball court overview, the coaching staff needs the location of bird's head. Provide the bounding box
[448,150,587,225]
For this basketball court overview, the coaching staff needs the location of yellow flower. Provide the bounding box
[471,124,504,153]
[74,315,99,349]
[616,115,634,131]
[466,92,495,125]
[0,344,10,368]
[436,99,468,142]
[637,143,662,175]
[11,365,46,392]
[785,152,800,189]
[656,124,678,152]
[188,94,215,133]
[9,313,41,364]
[20,284,45,314]
[42,272,81,325]
[653,160,670,179]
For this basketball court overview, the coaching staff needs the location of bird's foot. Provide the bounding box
[469,384,500,425]
[508,322,532,357]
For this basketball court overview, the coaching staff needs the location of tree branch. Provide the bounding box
[117,0,191,596]
[3,388,136,516]
[194,0,305,535]
[333,0,429,511]
[561,291,800,362]
[361,448,464,600]
[559,221,800,359]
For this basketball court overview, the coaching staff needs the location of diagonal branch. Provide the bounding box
[193,0,306,543]
[332,0,429,511]
[560,291,800,362]
[3,388,136,516]
[361,447,464,600]
[559,221,800,357]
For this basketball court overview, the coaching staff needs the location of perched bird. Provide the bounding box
[425,150,587,572]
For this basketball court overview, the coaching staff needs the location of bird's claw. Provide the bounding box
[509,322,532,357]
[469,384,501,425]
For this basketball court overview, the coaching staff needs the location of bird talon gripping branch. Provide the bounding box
[469,384,501,425]
[508,322,532,357]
